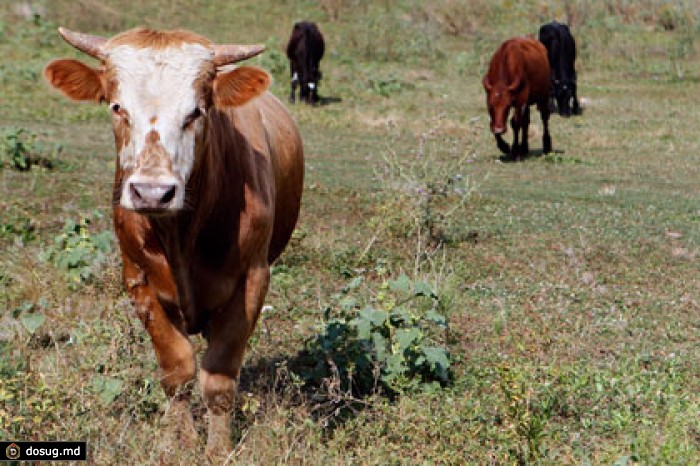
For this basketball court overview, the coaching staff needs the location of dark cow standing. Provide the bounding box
[539,21,580,116]
[483,37,552,159]
[286,21,325,104]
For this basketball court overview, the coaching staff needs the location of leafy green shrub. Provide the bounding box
[304,274,451,396]
[0,127,63,171]
[0,299,47,342]
[0,209,36,245]
[542,153,592,165]
[1,127,32,171]
[366,76,414,97]
[14,300,47,336]
[40,214,114,289]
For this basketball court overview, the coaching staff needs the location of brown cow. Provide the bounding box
[483,37,552,159]
[44,27,304,462]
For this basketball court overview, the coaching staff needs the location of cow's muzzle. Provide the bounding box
[128,182,178,211]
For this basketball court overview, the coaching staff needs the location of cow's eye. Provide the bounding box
[183,108,203,129]
[110,103,131,126]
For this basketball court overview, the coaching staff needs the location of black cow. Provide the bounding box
[286,21,325,104]
[538,21,580,117]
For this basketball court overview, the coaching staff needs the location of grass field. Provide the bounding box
[1,0,700,464]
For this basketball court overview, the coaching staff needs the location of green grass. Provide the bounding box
[1,0,700,464]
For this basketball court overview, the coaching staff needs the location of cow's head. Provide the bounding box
[44,28,270,214]
[553,79,574,117]
[483,76,521,135]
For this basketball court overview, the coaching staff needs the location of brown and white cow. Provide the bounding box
[483,36,552,160]
[44,27,304,461]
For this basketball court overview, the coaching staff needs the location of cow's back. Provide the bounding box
[304,23,325,63]
[491,37,550,103]
[559,24,577,78]
[539,23,576,78]
[286,25,304,61]
[287,22,324,62]
[538,23,560,73]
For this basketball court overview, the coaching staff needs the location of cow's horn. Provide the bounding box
[58,27,107,60]
[213,44,265,66]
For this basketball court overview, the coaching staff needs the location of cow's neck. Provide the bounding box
[115,108,255,329]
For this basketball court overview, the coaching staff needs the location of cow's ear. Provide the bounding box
[214,66,270,107]
[44,59,105,102]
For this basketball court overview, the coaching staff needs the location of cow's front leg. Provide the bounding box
[299,80,310,104]
[289,70,299,103]
[306,82,318,105]
[538,100,552,154]
[123,258,198,452]
[520,105,530,156]
[200,264,270,463]
[495,134,510,155]
[571,81,581,115]
[510,113,521,159]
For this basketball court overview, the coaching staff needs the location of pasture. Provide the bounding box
[1,0,699,464]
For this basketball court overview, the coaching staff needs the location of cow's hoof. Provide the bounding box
[496,141,511,155]
[205,412,232,465]
[159,398,199,460]
[543,136,552,154]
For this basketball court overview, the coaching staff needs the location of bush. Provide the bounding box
[0,127,63,171]
[1,128,32,171]
[374,124,478,246]
[303,273,451,396]
[0,209,36,245]
[40,214,114,289]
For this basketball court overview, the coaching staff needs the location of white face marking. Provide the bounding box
[108,43,211,210]
[307,82,316,89]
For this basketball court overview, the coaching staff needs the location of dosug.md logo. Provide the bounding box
[6,443,20,460]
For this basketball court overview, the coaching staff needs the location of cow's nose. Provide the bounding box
[493,126,506,135]
[129,182,177,210]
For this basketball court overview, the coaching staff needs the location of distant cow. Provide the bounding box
[539,21,580,116]
[483,37,552,159]
[44,27,304,463]
[286,21,325,104]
